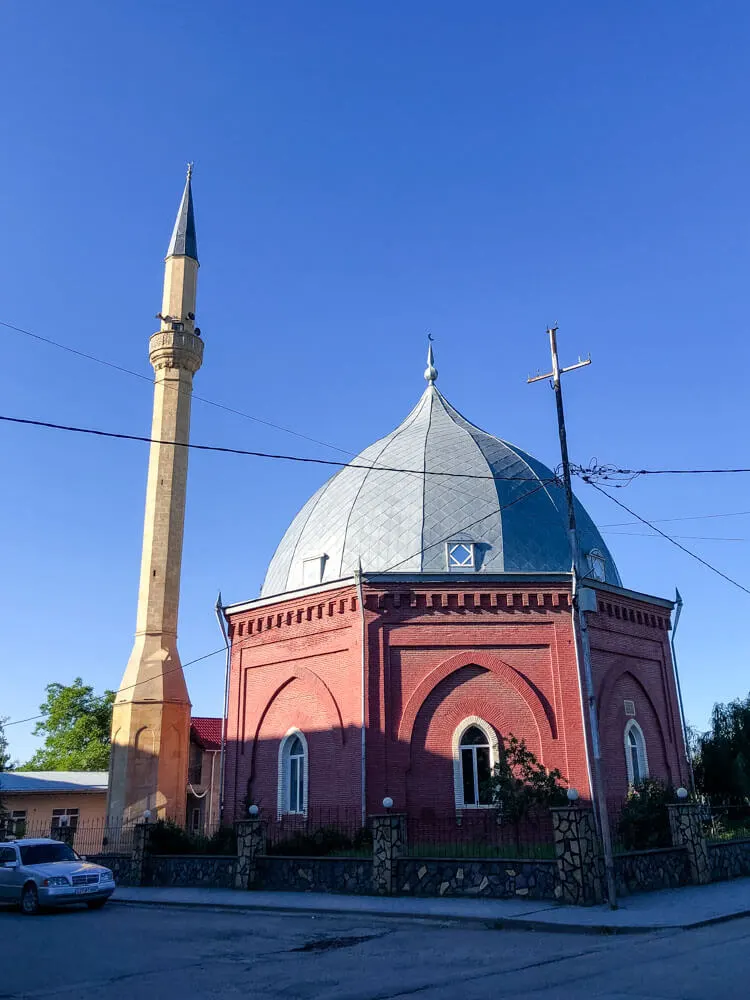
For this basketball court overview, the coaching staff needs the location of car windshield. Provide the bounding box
[19,843,80,865]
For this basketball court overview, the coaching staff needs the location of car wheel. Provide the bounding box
[86,899,107,910]
[20,883,40,916]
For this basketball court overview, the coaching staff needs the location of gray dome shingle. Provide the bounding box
[261,385,620,596]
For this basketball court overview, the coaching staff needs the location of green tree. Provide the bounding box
[694,693,750,802]
[488,734,568,833]
[24,679,115,771]
[617,778,674,850]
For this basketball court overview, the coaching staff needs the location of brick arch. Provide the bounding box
[397,650,556,745]
[251,667,345,750]
[598,665,671,788]
[597,662,666,742]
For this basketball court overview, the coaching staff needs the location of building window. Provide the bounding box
[587,549,607,582]
[278,729,308,816]
[10,811,26,837]
[51,808,79,831]
[447,541,475,571]
[190,807,201,835]
[624,720,649,786]
[188,742,203,785]
[452,717,499,809]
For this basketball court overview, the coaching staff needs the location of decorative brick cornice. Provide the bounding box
[594,595,670,631]
[228,593,358,640]
[364,589,571,613]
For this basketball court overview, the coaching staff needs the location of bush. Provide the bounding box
[617,779,674,851]
[146,820,237,856]
[267,826,373,857]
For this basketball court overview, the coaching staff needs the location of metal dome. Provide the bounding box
[261,383,620,597]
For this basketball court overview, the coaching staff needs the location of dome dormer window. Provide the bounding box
[447,541,475,571]
[587,549,607,582]
[302,555,327,586]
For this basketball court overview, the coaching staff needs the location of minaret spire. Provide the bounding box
[424,334,438,384]
[107,170,205,824]
[166,163,198,261]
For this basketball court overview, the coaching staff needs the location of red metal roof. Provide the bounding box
[190,716,223,751]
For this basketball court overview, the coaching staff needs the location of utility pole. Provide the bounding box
[670,589,695,793]
[528,324,617,910]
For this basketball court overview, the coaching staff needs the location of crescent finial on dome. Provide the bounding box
[424,334,438,384]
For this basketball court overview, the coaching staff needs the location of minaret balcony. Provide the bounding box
[149,328,204,374]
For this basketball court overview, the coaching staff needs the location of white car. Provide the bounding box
[0,838,116,915]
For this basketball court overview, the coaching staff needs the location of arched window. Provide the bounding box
[278,730,308,816]
[624,720,648,786]
[452,718,498,808]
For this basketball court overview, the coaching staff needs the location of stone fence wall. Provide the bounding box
[147,855,237,889]
[396,858,558,900]
[256,856,372,894]
[87,853,140,887]
[709,839,750,882]
[114,803,750,905]
[613,847,690,896]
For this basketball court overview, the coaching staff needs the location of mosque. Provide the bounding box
[107,171,690,829]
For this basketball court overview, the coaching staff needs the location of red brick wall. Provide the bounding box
[223,585,362,822]
[589,591,688,803]
[361,584,591,814]
[223,580,686,825]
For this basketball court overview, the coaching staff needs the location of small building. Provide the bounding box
[1,714,224,846]
[222,359,690,828]
[187,717,223,835]
[0,771,108,839]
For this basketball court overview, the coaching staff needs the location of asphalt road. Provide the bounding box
[2,900,750,999]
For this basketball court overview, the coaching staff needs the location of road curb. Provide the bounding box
[110,895,750,934]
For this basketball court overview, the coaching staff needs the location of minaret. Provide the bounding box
[107,166,204,823]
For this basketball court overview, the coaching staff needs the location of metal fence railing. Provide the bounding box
[405,810,555,860]
[263,808,372,857]
[0,818,137,856]
[705,804,750,843]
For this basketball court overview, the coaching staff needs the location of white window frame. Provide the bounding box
[302,554,327,586]
[278,728,309,818]
[452,717,499,810]
[446,541,476,571]
[51,808,79,830]
[624,719,649,786]
[587,548,607,582]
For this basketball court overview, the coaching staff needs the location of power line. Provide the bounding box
[600,510,750,528]
[582,478,750,597]
[375,479,555,574]
[603,531,745,541]
[0,412,554,483]
[2,478,558,733]
[2,645,226,729]
[0,318,354,458]
[0,318,536,515]
[575,461,750,480]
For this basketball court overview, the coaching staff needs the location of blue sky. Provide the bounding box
[2,1,749,762]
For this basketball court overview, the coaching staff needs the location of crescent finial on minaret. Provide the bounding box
[424,334,438,384]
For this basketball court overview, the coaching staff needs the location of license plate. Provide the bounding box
[75,885,98,894]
